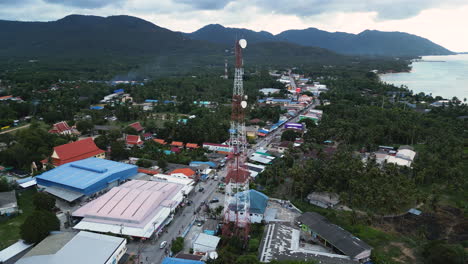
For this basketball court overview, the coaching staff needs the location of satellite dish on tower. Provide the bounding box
[241,101,247,108]
[239,39,247,49]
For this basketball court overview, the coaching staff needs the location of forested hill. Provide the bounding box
[186,24,454,56]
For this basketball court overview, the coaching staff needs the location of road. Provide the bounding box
[127,88,319,264]
[126,174,224,264]
[0,124,30,134]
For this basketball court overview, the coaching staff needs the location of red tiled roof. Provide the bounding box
[52,138,105,166]
[126,135,143,145]
[49,121,72,134]
[170,168,196,177]
[186,143,199,149]
[143,133,152,138]
[153,139,166,145]
[171,141,184,147]
[138,168,160,175]
[128,122,144,132]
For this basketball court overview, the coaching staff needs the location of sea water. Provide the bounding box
[380,54,468,101]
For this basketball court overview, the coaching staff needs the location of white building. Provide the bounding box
[0,191,18,216]
[192,233,220,253]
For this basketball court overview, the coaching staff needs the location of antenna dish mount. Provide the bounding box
[239,39,247,49]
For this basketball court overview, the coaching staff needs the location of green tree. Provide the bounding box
[0,176,11,192]
[236,255,259,264]
[33,192,56,211]
[158,159,168,172]
[171,237,184,254]
[136,159,152,168]
[124,126,138,135]
[20,210,60,244]
[76,120,94,134]
[281,130,299,142]
[422,241,466,264]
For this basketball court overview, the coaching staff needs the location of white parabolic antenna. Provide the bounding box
[209,252,219,259]
[241,101,247,108]
[239,39,247,49]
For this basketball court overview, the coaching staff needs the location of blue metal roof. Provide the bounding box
[162,257,204,264]
[36,158,137,195]
[190,161,217,168]
[145,99,159,103]
[234,190,269,214]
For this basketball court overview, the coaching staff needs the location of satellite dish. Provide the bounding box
[239,39,247,49]
[241,101,247,108]
[209,252,219,259]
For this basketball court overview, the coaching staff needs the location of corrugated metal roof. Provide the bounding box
[162,257,204,264]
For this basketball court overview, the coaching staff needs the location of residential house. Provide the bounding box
[126,135,144,147]
[186,143,199,149]
[48,121,79,135]
[153,138,167,145]
[142,133,153,141]
[170,168,196,179]
[128,122,144,133]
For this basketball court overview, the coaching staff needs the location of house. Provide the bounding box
[36,158,137,202]
[171,141,184,148]
[47,138,105,166]
[153,138,167,145]
[202,143,232,154]
[192,233,220,253]
[128,122,144,132]
[126,135,143,147]
[297,212,372,262]
[73,180,188,238]
[173,253,204,262]
[142,133,153,141]
[0,191,18,216]
[228,190,268,223]
[48,121,79,135]
[16,231,126,264]
[385,145,416,167]
[306,192,340,209]
[170,168,196,179]
[186,143,199,149]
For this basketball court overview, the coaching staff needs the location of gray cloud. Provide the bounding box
[173,0,232,10]
[43,0,124,8]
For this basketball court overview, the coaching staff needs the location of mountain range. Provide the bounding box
[186,24,454,56]
[0,15,453,78]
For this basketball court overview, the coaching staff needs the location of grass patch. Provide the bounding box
[0,188,37,250]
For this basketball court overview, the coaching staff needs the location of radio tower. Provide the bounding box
[222,39,250,244]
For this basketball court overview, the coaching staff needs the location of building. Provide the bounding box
[202,143,232,154]
[170,168,196,179]
[297,212,372,262]
[186,143,199,149]
[47,138,105,166]
[259,223,359,264]
[245,126,259,140]
[36,158,137,202]
[0,191,18,216]
[306,192,340,209]
[48,121,79,135]
[174,253,204,262]
[128,122,144,132]
[245,162,266,178]
[192,233,220,253]
[142,133,153,141]
[203,219,220,235]
[228,190,268,223]
[0,240,33,264]
[162,257,204,264]
[171,141,184,148]
[16,231,126,264]
[259,88,281,95]
[126,135,143,147]
[73,180,187,238]
[153,174,195,193]
[385,146,416,167]
[153,138,167,145]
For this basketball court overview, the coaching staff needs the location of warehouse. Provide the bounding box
[36,158,137,202]
[72,180,186,238]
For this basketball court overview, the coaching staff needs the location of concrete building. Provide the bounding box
[47,138,105,166]
[0,191,18,216]
[297,212,372,262]
[36,158,137,202]
[306,192,340,209]
[73,180,187,238]
[228,190,268,223]
[192,233,220,253]
[16,231,126,264]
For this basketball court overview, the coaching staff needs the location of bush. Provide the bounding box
[171,237,184,254]
[422,240,466,264]
[20,210,60,244]
[33,192,56,211]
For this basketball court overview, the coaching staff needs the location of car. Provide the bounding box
[209,198,219,203]
[198,187,204,192]
[160,241,167,249]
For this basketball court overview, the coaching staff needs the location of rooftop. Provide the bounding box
[52,138,105,166]
[37,158,137,192]
[0,190,17,209]
[73,180,184,228]
[162,257,204,264]
[17,231,125,264]
[128,122,144,132]
[297,212,372,258]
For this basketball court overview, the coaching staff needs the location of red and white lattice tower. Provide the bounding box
[222,39,250,243]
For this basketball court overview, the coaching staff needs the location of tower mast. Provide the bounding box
[222,39,250,243]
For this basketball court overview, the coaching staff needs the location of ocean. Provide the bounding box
[380,54,468,100]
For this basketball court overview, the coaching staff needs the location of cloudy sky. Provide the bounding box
[1,0,467,51]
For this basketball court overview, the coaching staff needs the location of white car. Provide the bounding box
[160,241,167,249]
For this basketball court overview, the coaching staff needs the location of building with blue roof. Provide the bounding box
[36,158,137,202]
[228,190,269,223]
[162,257,204,264]
[189,161,217,168]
